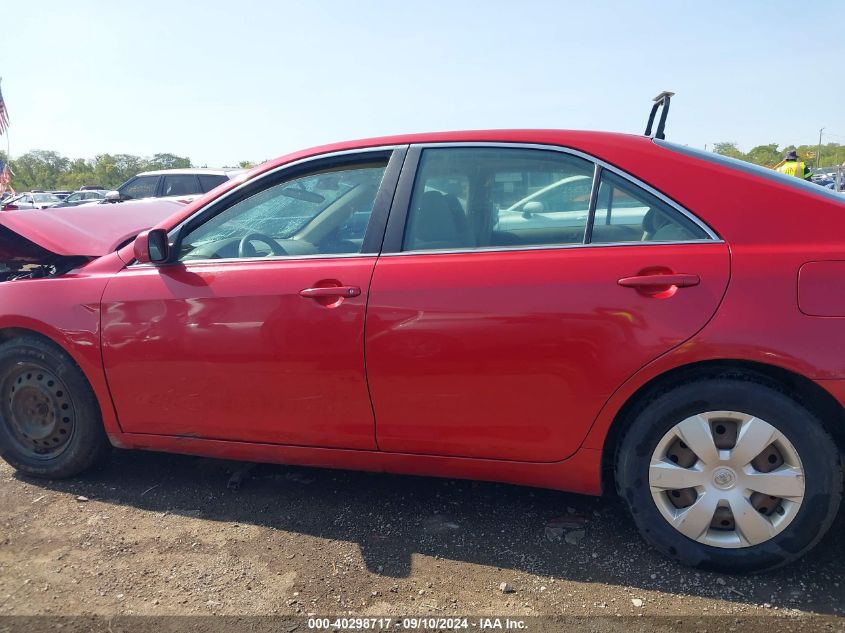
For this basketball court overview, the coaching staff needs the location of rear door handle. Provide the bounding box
[299,286,361,298]
[618,273,700,289]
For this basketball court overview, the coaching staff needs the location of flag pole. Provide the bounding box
[0,77,10,196]
[0,77,8,159]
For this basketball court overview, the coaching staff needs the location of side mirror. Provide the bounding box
[133,229,170,264]
[104,190,121,203]
[522,201,545,218]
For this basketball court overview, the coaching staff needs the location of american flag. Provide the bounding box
[0,160,11,195]
[0,82,9,135]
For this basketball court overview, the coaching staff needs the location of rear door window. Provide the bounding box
[120,176,160,200]
[402,147,596,251]
[162,174,202,196]
[199,174,228,192]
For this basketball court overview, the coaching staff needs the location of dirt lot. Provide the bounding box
[1,448,844,629]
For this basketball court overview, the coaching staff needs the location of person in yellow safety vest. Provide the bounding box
[775,150,812,180]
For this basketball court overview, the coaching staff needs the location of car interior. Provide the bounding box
[179,163,387,261]
[175,151,706,263]
[403,152,707,251]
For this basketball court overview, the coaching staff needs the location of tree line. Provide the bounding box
[712,141,844,169]
[0,150,256,191]
[2,142,842,193]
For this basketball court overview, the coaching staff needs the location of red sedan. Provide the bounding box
[2,123,844,573]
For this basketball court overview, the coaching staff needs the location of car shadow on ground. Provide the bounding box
[19,449,845,615]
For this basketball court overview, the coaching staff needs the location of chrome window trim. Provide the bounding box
[127,145,404,268]
[401,141,721,245]
[130,251,374,270]
[382,239,719,258]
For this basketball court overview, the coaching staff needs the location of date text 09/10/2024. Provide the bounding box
[306,617,527,630]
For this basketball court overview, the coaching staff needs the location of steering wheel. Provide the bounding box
[238,233,287,258]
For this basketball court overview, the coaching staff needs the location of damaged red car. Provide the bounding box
[2,99,844,573]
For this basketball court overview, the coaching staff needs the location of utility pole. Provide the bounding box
[817,127,825,172]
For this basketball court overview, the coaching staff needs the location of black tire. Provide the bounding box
[0,336,110,478]
[615,376,842,573]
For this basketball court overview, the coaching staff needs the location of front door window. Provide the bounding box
[179,162,388,260]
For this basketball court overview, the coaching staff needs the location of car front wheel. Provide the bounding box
[0,336,110,478]
[616,376,842,573]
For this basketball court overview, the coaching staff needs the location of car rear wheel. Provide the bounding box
[616,376,842,573]
[0,336,110,478]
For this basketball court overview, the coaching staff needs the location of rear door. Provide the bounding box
[366,145,730,462]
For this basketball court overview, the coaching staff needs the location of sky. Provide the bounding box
[2,1,844,167]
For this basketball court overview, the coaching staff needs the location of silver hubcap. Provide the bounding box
[649,411,805,548]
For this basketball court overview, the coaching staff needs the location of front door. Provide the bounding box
[101,149,402,449]
[366,146,730,462]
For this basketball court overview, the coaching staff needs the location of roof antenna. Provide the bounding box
[644,91,674,140]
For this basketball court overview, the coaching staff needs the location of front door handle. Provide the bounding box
[299,286,361,299]
[618,273,700,289]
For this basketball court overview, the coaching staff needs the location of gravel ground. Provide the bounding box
[0,449,843,629]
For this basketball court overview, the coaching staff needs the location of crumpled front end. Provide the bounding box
[0,224,90,283]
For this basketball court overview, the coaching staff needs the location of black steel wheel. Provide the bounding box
[0,336,110,478]
[5,365,77,459]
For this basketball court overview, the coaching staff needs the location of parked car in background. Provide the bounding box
[105,168,245,203]
[50,191,73,200]
[813,176,836,188]
[1,192,63,210]
[2,101,845,574]
[49,189,109,208]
